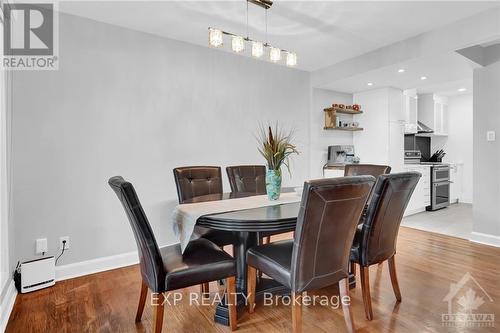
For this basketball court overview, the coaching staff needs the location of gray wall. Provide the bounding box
[473,60,500,238]
[11,13,311,265]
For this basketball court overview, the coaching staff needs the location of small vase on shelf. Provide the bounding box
[266,169,282,200]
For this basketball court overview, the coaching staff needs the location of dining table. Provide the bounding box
[183,189,356,326]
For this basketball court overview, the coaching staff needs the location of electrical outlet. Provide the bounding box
[36,238,48,254]
[487,131,496,142]
[59,236,70,250]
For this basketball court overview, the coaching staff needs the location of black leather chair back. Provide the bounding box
[344,164,391,178]
[226,165,266,194]
[108,176,165,292]
[291,176,375,293]
[358,172,421,266]
[173,166,223,204]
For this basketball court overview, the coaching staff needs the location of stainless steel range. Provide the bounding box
[427,165,451,211]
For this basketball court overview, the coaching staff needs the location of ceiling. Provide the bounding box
[321,51,478,95]
[418,78,472,97]
[59,1,500,71]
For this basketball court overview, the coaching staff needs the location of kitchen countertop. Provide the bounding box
[404,162,449,166]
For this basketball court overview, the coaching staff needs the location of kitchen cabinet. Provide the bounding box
[449,163,463,204]
[404,165,431,216]
[403,89,418,134]
[418,94,449,136]
[323,166,344,178]
[353,88,404,171]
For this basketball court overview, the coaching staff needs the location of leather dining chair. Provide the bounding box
[350,172,421,321]
[226,165,291,245]
[173,166,235,294]
[109,176,238,332]
[247,176,376,333]
[344,163,392,222]
[226,165,267,195]
[344,164,391,178]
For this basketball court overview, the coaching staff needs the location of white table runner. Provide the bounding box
[172,192,302,252]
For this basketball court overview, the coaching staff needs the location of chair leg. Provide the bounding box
[135,280,148,322]
[247,265,257,313]
[227,276,238,331]
[152,292,165,333]
[291,292,302,333]
[350,262,356,277]
[360,266,373,320]
[388,255,402,302]
[200,282,210,297]
[339,278,356,333]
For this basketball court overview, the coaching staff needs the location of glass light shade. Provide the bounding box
[286,52,297,67]
[269,47,281,62]
[208,28,223,47]
[231,36,245,53]
[252,41,264,58]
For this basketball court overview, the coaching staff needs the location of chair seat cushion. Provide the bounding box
[161,238,236,291]
[194,226,234,247]
[247,240,293,289]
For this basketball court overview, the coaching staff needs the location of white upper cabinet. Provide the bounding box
[418,93,449,136]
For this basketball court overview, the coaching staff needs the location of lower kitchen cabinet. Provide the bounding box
[404,165,431,216]
[449,163,463,204]
[323,166,345,178]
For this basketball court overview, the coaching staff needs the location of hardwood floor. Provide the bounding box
[6,227,500,332]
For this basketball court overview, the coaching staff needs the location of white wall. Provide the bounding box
[309,88,352,178]
[10,13,311,266]
[472,60,500,244]
[0,57,15,333]
[442,94,473,203]
[0,67,12,316]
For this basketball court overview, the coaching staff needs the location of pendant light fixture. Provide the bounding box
[208,0,297,67]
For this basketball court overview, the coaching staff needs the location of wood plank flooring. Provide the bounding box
[6,227,500,332]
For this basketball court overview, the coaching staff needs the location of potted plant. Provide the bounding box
[257,124,299,200]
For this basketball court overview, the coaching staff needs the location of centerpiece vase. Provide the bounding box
[266,169,282,200]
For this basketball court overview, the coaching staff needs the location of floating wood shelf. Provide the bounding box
[323,107,363,115]
[323,127,364,131]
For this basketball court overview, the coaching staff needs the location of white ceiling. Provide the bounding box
[418,78,472,97]
[321,51,478,95]
[59,1,500,71]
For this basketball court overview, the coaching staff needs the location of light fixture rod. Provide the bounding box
[248,0,272,10]
[265,8,268,45]
[246,0,249,39]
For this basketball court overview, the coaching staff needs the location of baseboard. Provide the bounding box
[55,251,139,281]
[459,196,473,204]
[0,280,17,332]
[470,232,500,248]
[403,207,425,217]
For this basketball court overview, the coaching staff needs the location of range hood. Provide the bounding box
[417,121,434,134]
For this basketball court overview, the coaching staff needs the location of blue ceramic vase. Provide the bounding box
[266,169,282,200]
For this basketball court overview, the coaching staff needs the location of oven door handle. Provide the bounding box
[433,181,453,186]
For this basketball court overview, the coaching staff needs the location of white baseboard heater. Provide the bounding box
[14,256,55,293]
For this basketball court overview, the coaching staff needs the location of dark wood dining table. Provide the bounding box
[184,189,355,326]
